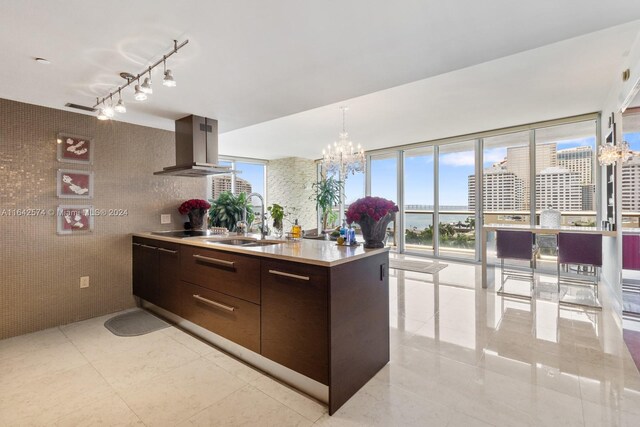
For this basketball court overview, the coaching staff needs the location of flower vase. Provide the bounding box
[358,212,394,248]
[188,208,206,230]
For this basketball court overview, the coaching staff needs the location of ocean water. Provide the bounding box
[403,206,472,230]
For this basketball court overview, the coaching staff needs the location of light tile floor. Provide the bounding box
[2,259,640,426]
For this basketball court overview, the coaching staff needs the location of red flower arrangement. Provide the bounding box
[178,199,211,215]
[346,196,398,224]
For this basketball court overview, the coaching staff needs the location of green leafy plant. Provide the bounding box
[310,176,343,230]
[267,203,286,230]
[208,191,254,232]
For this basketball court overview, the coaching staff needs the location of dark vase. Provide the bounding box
[188,208,206,230]
[358,212,395,249]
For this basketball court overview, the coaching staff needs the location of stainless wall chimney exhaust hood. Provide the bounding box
[154,115,233,177]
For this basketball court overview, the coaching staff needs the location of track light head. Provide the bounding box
[134,85,147,101]
[103,104,115,118]
[114,98,126,113]
[163,69,176,87]
[97,108,109,120]
[140,76,153,94]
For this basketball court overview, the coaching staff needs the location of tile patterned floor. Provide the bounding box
[1,259,640,426]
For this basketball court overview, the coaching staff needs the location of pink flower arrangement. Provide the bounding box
[346,196,398,224]
[178,199,211,215]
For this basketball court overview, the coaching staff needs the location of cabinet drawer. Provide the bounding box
[261,259,329,384]
[180,281,260,353]
[180,246,260,304]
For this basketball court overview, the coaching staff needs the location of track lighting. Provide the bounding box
[114,90,126,113]
[163,59,176,87]
[134,83,147,101]
[92,39,188,119]
[103,95,115,117]
[96,98,110,120]
[141,69,153,94]
[97,108,109,120]
[163,70,176,87]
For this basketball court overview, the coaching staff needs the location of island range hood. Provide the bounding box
[154,115,233,177]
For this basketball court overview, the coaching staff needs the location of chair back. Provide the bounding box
[496,230,534,261]
[558,233,602,266]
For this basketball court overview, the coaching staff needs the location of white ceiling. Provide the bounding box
[1,1,640,157]
[221,22,640,159]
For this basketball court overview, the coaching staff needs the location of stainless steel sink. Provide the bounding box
[210,238,256,246]
[242,241,282,247]
[206,238,282,247]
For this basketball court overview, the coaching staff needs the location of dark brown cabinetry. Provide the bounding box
[261,259,329,384]
[180,281,260,353]
[132,236,389,416]
[132,237,181,314]
[180,245,260,304]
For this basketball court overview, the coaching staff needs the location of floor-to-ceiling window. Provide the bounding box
[363,113,600,262]
[370,153,399,248]
[534,120,597,227]
[622,109,640,228]
[481,131,531,227]
[438,140,476,259]
[403,147,434,255]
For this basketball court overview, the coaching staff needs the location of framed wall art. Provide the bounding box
[57,133,93,164]
[57,169,94,199]
[56,205,94,235]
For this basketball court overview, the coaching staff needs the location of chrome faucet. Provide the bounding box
[246,192,267,239]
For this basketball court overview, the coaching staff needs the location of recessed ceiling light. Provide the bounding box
[35,57,51,65]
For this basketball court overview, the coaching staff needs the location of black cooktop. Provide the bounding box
[151,230,213,238]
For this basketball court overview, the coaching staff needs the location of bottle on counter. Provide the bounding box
[340,220,347,238]
[345,226,352,245]
[291,219,302,239]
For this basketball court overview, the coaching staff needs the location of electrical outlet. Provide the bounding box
[160,214,171,224]
[80,276,90,289]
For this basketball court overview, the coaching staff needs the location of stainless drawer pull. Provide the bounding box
[193,294,235,312]
[268,270,310,281]
[193,254,235,268]
[158,248,178,254]
[140,244,158,250]
[132,242,141,246]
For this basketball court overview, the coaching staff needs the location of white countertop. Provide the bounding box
[132,232,389,267]
[482,224,617,237]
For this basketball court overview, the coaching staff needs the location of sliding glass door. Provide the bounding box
[403,147,434,255]
[437,141,476,260]
[370,153,398,249]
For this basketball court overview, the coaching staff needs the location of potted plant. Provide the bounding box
[208,191,254,232]
[346,196,399,248]
[267,203,286,237]
[178,199,211,230]
[310,176,343,232]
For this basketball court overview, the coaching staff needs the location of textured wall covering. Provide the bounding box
[266,157,318,231]
[0,98,205,339]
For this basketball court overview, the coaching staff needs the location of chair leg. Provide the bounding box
[557,262,561,293]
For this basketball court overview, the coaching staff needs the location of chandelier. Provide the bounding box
[598,141,633,166]
[322,107,365,177]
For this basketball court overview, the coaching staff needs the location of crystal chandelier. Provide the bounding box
[598,141,633,166]
[322,107,365,177]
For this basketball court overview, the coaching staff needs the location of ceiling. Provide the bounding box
[1,1,640,157]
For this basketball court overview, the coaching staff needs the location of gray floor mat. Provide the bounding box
[104,309,169,337]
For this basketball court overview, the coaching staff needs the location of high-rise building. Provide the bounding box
[622,155,640,212]
[581,184,596,211]
[212,176,252,199]
[505,143,556,208]
[535,167,582,211]
[468,167,525,211]
[557,146,593,185]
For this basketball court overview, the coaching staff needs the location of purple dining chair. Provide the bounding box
[557,233,602,308]
[496,230,537,299]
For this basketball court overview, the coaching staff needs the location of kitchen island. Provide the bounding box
[131,232,390,415]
